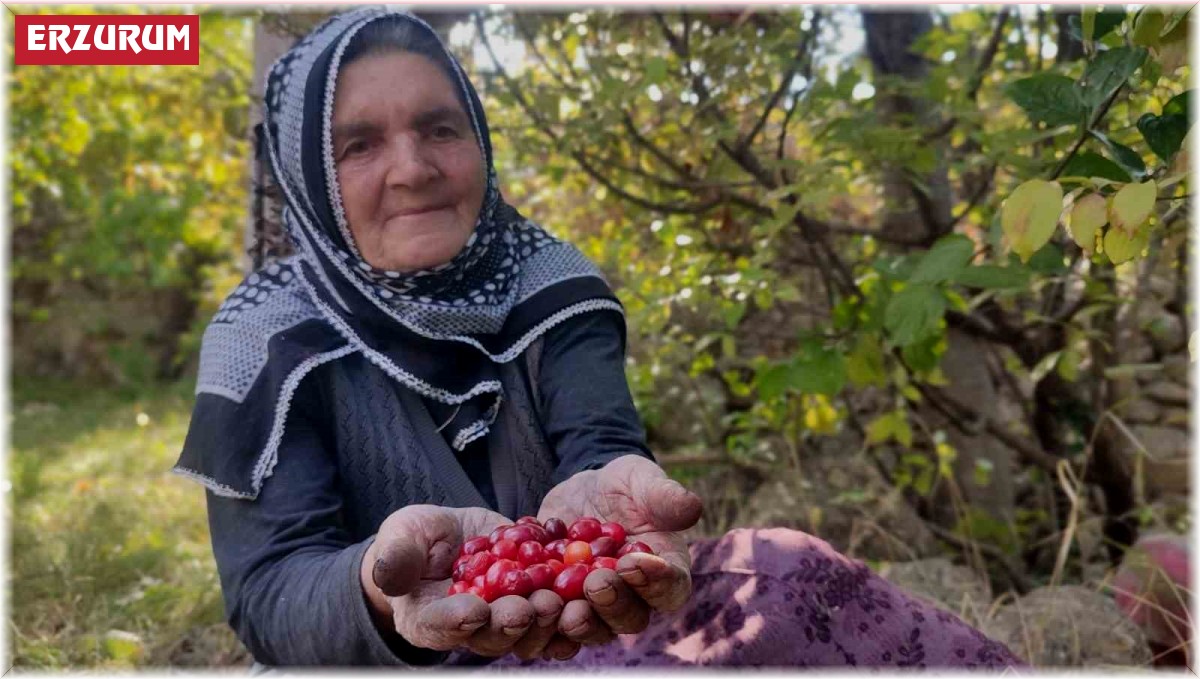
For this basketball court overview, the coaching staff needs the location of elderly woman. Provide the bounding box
[175,9,1022,669]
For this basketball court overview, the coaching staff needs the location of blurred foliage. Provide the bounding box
[473,5,1188,443]
[8,6,253,383]
[472,5,1191,580]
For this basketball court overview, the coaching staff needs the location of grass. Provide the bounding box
[9,377,249,669]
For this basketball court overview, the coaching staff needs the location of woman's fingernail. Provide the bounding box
[502,624,527,637]
[458,618,487,632]
[563,623,588,638]
[618,567,647,586]
[587,584,617,606]
[537,612,559,628]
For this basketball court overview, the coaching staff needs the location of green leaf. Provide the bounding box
[1164,90,1191,118]
[1027,243,1068,275]
[1006,74,1087,127]
[903,333,943,374]
[1103,225,1149,264]
[1060,151,1132,183]
[953,264,1032,290]
[789,339,847,396]
[1160,8,1191,38]
[884,284,946,346]
[1081,8,1097,43]
[1089,130,1147,178]
[1068,193,1107,251]
[645,56,669,85]
[1069,9,1125,44]
[755,362,792,401]
[1137,111,1189,161]
[1077,47,1148,111]
[1001,179,1064,262]
[1108,180,1157,235]
[846,335,888,388]
[909,234,975,284]
[867,410,913,448]
[1132,8,1167,47]
[1030,350,1063,383]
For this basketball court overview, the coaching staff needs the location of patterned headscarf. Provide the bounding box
[175,8,623,499]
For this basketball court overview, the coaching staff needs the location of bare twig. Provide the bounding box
[1050,83,1128,180]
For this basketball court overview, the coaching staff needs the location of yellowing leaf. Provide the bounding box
[866,410,913,448]
[1132,8,1166,47]
[1170,125,1193,177]
[1108,180,1157,235]
[1002,179,1064,262]
[1103,225,1149,264]
[1068,193,1107,251]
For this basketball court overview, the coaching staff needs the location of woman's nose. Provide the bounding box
[384,135,439,187]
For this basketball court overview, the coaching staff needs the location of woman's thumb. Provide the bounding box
[371,534,428,597]
[371,507,459,597]
[644,477,704,532]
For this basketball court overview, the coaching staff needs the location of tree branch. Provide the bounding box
[510,14,582,95]
[735,14,819,154]
[1050,82,1128,180]
[476,13,721,216]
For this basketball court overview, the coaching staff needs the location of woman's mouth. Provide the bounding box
[392,204,451,218]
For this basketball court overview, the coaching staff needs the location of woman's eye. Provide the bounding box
[342,140,370,158]
[432,125,459,140]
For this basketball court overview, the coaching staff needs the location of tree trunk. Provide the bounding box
[862,10,954,245]
[1054,11,1085,63]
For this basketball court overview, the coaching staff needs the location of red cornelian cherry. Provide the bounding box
[617,541,654,557]
[488,524,512,546]
[461,536,493,557]
[460,552,495,583]
[525,563,556,591]
[448,580,471,596]
[496,569,535,598]
[564,540,593,565]
[592,556,619,571]
[543,518,568,541]
[518,540,547,566]
[553,563,590,601]
[545,558,565,575]
[568,517,603,542]
[599,522,626,544]
[589,536,618,558]
[516,515,541,525]
[544,538,569,561]
[491,538,520,561]
[485,558,521,589]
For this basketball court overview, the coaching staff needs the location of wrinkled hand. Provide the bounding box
[361,505,566,660]
[535,455,703,656]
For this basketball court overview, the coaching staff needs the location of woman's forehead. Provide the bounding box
[333,51,467,119]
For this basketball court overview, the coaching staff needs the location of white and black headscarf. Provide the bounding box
[175,8,623,500]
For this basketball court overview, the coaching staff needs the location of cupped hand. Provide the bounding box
[536,455,704,649]
[362,504,566,660]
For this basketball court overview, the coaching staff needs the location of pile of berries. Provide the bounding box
[448,516,654,602]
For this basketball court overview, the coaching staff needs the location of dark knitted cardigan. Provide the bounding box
[201,310,652,666]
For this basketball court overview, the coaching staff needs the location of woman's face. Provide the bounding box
[331,51,486,272]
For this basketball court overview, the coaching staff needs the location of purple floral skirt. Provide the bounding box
[492,528,1024,669]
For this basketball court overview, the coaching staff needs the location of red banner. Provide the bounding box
[14,14,200,66]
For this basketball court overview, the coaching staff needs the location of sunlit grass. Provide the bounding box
[10,378,248,669]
